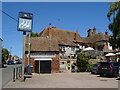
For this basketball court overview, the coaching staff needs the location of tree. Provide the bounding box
[77,52,90,72]
[2,48,9,64]
[27,32,40,37]
[107,2,120,49]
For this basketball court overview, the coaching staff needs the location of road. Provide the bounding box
[3,72,118,88]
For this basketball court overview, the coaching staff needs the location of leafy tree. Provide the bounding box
[107,2,120,49]
[77,52,90,72]
[27,32,40,37]
[2,48,9,64]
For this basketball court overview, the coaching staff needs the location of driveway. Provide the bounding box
[3,72,118,88]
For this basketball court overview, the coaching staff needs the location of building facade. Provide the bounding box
[25,27,112,73]
[39,27,112,72]
[25,37,60,73]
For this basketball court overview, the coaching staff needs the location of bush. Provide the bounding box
[86,64,93,72]
[77,52,90,72]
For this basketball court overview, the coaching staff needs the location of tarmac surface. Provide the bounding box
[3,72,118,88]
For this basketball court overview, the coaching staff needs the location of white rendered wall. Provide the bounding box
[30,51,56,60]
[60,45,78,57]
[108,42,112,50]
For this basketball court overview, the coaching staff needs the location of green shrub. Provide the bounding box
[86,64,94,72]
[77,52,90,72]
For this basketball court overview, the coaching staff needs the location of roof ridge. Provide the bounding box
[51,28,78,33]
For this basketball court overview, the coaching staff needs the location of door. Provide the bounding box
[35,61,39,73]
[40,61,51,73]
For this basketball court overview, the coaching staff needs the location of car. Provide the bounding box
[98,62,120,77]
[15,59,22,64]
[91,64,99,74]
[118,65,120,77]
[7,60,17,65]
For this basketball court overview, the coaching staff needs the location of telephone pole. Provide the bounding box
[9,47,12,60]
[28,32,31,65]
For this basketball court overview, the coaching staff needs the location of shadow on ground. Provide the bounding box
[24,75,32,81]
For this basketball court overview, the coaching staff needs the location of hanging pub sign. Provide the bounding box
[18,12,33,32]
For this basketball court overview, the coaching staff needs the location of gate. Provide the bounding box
[35,60,51,73]
[35,61,39,73]
[40,61,51,73]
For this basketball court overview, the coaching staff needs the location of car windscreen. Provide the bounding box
[113,62,119,66]
[100,63,111,67]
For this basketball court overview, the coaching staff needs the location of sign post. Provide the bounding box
[18,12,33,80]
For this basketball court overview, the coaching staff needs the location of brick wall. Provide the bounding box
[25,52,60,73]
[51,52,60,73]
[24,54,35,72]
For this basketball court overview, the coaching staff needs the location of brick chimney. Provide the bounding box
[105,30,108,35]
[74,32,77,40]
[48,27,52,38]
[87,29,92,37]
[93,27,96,35]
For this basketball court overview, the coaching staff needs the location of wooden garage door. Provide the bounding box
[40,61,51,73]
[35,61,39,73]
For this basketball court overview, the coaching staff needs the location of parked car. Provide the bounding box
[7,60,17,65]
[15,59,22,64]
[118,66,120,77]
[98,62,120,77]
[91,64,99,74]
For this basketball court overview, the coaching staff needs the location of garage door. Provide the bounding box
[40,61,51,73]
[35,61,39,73]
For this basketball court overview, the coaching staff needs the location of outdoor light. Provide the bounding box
[18,12,33,32]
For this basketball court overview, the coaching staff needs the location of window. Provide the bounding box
[62,46,65,51]
[71,47,75,51]
[60,62,65,65]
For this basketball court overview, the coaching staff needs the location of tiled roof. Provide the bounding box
[39,27,83,46]
[25,37,59,51]
[40,27,111,45]
[77,32,111,43]
[86,32,106,43]
[27,27,111,52]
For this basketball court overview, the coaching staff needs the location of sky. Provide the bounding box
[2,2,112,58]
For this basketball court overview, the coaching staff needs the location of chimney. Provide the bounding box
[48,27,52,38]
[49,23,56,28]
[105,30,108,35]
[51,26,56,28]
[49,23,52,28]
[74,32,77,40]
[87,29,92,37]
[93,27,96,35]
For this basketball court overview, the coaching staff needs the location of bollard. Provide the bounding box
[21,66,22,77]
[19,67,21,78]
[16,67,18,79]
[19,67,20,78]
[13,68,15,82]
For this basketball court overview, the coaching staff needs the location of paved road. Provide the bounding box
[3,72,118,88]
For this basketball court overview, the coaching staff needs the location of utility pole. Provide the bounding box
[9,47,12,60]
[22,31,26,80]
[28,32,31,65]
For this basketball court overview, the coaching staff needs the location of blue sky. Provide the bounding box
[2,2,111,58]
